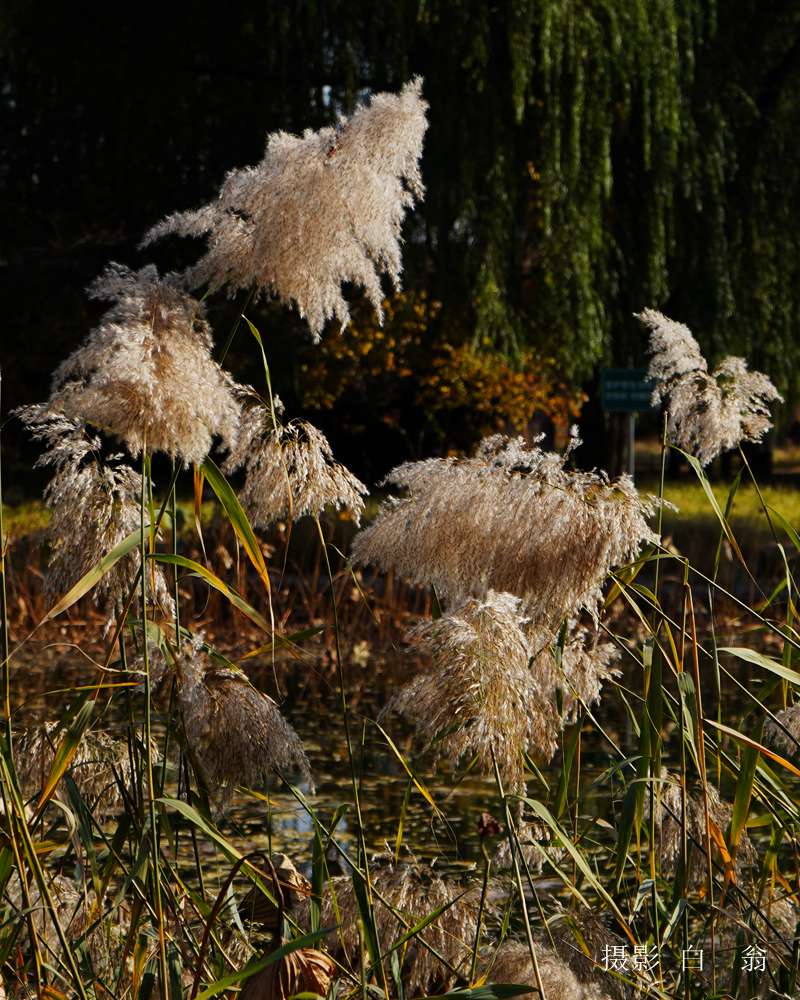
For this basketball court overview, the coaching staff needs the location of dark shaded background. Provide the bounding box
[2,1,799,494]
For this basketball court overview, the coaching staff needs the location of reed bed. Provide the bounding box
[1,80,799,1000]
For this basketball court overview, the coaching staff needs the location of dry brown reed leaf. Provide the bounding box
[143,79,428,339]
[639,308,781,466]
[223,404,367,528]
[50,263,240,465]
[352,434,658,629]
[240,853,311,931]
[239,948,335,1000]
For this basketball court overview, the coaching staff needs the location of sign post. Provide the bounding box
[600,368,657,483]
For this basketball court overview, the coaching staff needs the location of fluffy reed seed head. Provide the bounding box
[532,624,620,725]
[223,404,367,527]
[352,434,658,628]
[239,948,335,1000]
[765,702,800,757]
[392,599,619,834]
[50,263,240,465]
[14,724,136,818]
[172,635,311,802]
[548,906,633,1000]
[389,591,560,792]
[639,308,782,466]
[4,874,127,983]
[485,940,604,1000]
[16,404,173,617]
[142,79,428,339]
[298,858,483,996]
[646,771,755,883]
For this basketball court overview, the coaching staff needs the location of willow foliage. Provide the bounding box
[4,0,800,416]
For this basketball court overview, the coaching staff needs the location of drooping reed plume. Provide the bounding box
[646,770,755,884]
[764,702,800,757]
[223,399,367,527]
[15,404,173,616]
[388,591,560,793]
[352,433,658,629]
[14,724,139,818]
[638,308,782,466]
[47,263,240,466]
[152,634,311,803]
[297,857,484,996]
[485,940,612,1000]
[143,79,428,339]
[3,874,127,988]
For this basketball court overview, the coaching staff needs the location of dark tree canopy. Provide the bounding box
[2,1,799,482]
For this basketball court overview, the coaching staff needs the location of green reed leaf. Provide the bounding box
[152,553,270,632]
[719,646,800,686]
[202,456,272,595]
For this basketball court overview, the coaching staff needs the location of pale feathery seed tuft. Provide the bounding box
[389,591,560,794]
[352,433,659,628]
[142,79,428,339]
[223,403,367,527]
[765,702,800,757]
[296,858,484,997]
[638,308,782,466]
[50,263,240,466]
[170,635,312,803]
[15,403,174,618]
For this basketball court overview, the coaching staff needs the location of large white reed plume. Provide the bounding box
[50,263,240,466]
[389,591,557,793]
[142,79,428,339]
[390,593,619,788]
[352,434,658,628]
[638,308,781,466]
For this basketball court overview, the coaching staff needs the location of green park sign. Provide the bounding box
[600,368,657,413]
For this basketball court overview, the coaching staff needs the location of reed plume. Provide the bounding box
[49,263,240,465]
[142,79,428,339]
[639,308,781,466]
[297,858,483,996]
[388,591,560,793]
[3,874,126,987]
[352,433,658,628]
[485,940,608,1000]
[646,771,755,883]
[548,905,632,1000]
[765,702,800,757]
[223,402,367,527]
[14,724,138,818]
[15,404,173,617]
[162,635,311,802]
